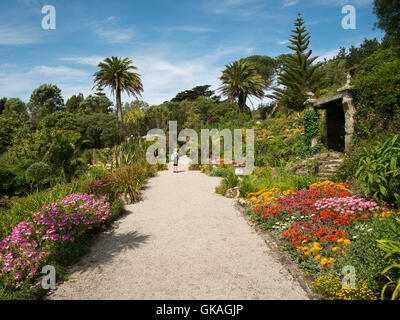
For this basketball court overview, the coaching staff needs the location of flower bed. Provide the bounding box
[0,193,115,297]
[247,181,399,300]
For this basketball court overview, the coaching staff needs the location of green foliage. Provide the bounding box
[0,97,6,114]
[335,149,363,182]
[0,180,86,239]
[42,130,85,182]
[239,166,317,197]
[216,171,239,195]
[377,223,400,300]
[336,216,400,293]
[79,95,113,114]
[75,113,121,149]
[353,60,400,140]
[240,55,278,89]
[319,57,347,96]
[3,98,27,115]
[270,14,323,111]
[171,85,220,103]
[219,60,265,115]
[93,56,143,124]
[25,162,52,190]
[355,134,400,206]
[0,165,17,196]
[27,84,64,124]
[65,93,84,113]
[38,110,77,132]
[303,109,322,155]
[255,136,291,167]
[345,38,381,68]
[355,47,398,78]
[373,0,400,43]
[0,111,29,153]
[110,161,148,203]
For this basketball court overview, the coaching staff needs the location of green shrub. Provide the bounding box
[111,163,147,203]
[0,180,85,239]
[87,164,109,180]
[353,60,400,141]
[335,216,400,292]
[0,165,17,196]
[25,162,53,190]
[377,228,400,300]
[189,163,201,171]
[355,134,400,206]
[335,149,363,181]
[216,171,239,195]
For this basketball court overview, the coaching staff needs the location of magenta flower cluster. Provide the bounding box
[0,193,111,289]
[313,196,383,214]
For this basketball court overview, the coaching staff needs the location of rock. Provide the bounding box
[236,198,247,207]
[225,187,240,199]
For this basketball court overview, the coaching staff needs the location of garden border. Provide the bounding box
[234,202,324,300]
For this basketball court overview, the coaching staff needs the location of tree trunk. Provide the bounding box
[238,94,246,113]
[116,88,124,127]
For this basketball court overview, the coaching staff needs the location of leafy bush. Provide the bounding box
[216,171,239,195]
[0,194,124,299]
[377,221,400,300]
[189,163,201,171]
[335,215,400,293]
[111,162,148,203]
[355,134,400,206]
[335,149,363,182]
[25,162,53,190]
[353,60,400,140]
[0,180,85,239]
[0,165,17,196]
[87,164,109,180]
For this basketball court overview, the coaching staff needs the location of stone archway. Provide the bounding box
[304,75,356,154]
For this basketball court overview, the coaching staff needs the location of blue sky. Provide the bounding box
[0,0,384,106]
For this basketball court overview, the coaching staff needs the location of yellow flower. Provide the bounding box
[332,246,340,252]
[343,239,351,245]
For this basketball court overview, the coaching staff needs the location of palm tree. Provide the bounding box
[219,60,265,115]
[93,57,143,126]
[124,107,145,138]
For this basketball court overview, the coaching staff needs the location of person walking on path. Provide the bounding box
[172,148,179,173]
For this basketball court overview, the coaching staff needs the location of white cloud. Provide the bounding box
[206,0,267,17]
[60,56,105,67]
[155,25,214,33]
[93,27,136,44]
[0,65,93,101]
[315,49,340,63]
[282,0,299,7]
[87,16,136,44]
[278,40,289,45]
[314,0,372,6]
[0,27,40,45]
[132,46,255,104]
[56,45,255,105]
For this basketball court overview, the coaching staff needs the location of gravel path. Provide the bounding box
[48,158,309,300]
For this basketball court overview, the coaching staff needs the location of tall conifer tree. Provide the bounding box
[269,14,323,111]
